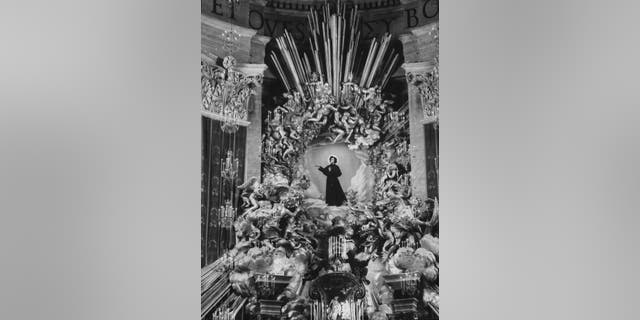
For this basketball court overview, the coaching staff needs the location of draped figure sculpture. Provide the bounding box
[317,156,347,206]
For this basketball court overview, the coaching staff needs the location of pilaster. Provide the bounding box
[400,21,439,199]
[402,62,431,197]
[234,63,268,181]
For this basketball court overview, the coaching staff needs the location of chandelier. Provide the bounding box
[201,56,260,133]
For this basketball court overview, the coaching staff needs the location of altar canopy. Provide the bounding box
[201,1,439,320]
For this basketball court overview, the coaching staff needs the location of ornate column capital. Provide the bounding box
[200,58,261,126]
[402,61,439,124]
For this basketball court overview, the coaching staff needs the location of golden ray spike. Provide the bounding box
[270,54,291,91]
[277,37,304,95]
[367,35,386,86]
[381,54,399,89]
[359,40,378,87]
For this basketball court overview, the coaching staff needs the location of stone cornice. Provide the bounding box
[201,53,218,65]
[201,110,251,126]
[200,56,267,77]
[252,34,272,45]
[259,0,402,12]
[201,13,257,37]
[402,61,433,74]
[234,63,268,76]
[410,21,438,38]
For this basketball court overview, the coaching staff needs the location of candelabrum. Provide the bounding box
[211,308,233,320]
[219,200,236,227]
[328,236,345,261]
[221,150,239,182]
[328,235,352,272]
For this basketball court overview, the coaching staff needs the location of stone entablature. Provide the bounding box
[202,0,438,39]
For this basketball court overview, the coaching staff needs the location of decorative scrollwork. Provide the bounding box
[309,285,323,301]
[353,283,366,300]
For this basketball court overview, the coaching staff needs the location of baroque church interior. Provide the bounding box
[201,1,439,319]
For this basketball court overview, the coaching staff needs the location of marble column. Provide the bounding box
[235,63,267,181]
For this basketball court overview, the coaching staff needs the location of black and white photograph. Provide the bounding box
[4,1,640,320]
[201,1,439,319]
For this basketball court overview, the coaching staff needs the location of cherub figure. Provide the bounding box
[305,103,338,126]
[364,123,381,141]
[288,126,301,141]
[241,184,268,215]
[372,99,392,129]
[282,142,298,160]
[237,176,260,208]
[331,110,358,143]
[274,124,289,141]
[361,86,380,103]
[270,106,289,125]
